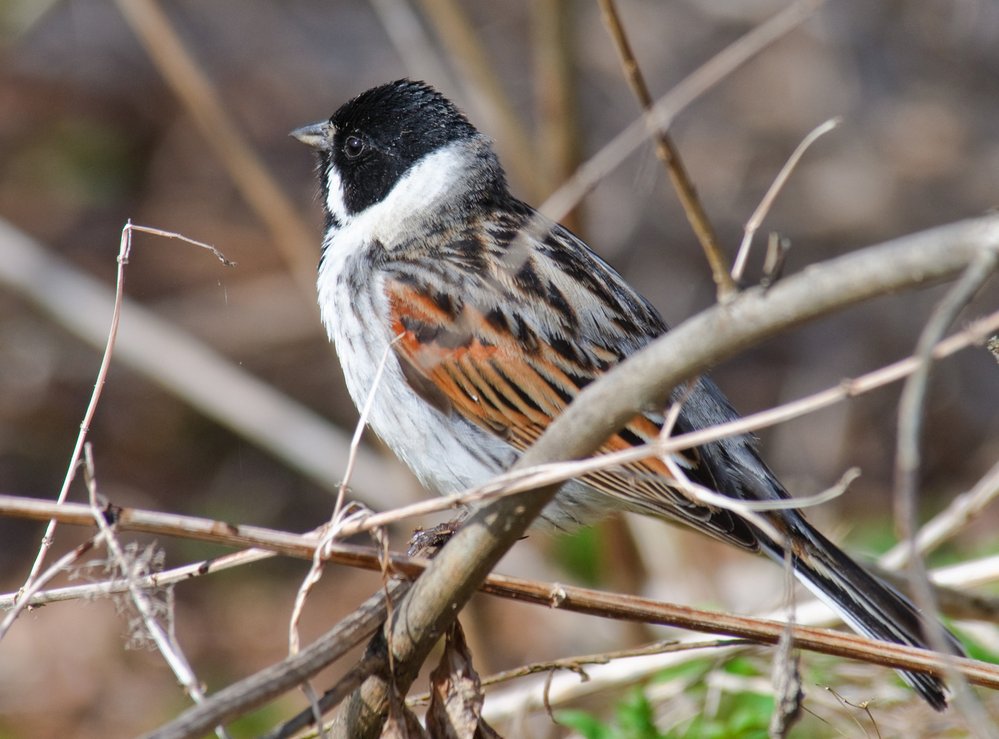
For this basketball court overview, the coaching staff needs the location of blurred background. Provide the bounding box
[1,0,997,736]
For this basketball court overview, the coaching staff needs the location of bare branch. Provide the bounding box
[539,0,826,229]
[113,0,321,296]
[335,216,999,737]
[598,0,735,299]
[0,217,413,509]
[893,250,998,733]
[532,0,583,231]
[8,222,231,616]
[881,460,999,570]
[140,582,410,739]
[368,0,455,92]
[732,117,840,283]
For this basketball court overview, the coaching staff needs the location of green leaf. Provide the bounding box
[555,709,614,739]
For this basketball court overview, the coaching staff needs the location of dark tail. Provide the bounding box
[768,515,962,711]
[676,379,962,709]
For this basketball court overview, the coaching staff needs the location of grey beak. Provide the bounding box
[291,122,330,150]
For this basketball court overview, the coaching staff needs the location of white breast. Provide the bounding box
[316,231,517,497]
[314,137,613,528]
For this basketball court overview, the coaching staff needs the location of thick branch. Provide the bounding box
[337,215,999,737]
[141,581,409,739]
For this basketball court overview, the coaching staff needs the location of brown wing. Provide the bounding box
[384,277,760,551]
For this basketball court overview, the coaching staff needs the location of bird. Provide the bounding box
[292,78,961,709]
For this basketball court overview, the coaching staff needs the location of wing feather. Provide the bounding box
[383,216,760,551]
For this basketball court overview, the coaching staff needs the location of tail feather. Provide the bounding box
[667,387,961,709]
[768,517,962,711]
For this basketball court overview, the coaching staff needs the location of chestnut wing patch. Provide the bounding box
[384,277,760,551]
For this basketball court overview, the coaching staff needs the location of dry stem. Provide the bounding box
[598,0,735,299]
[113,0,320,298]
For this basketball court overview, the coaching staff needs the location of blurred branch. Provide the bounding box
[368,0,455,90]
[415,0,539,198]
[1,0,61,37]
[933,555,999,591]
[893,250,998,731]
[0,217,414,509]
[531,0,582,231]
[881,460,999,570]
[334,215,999,738]
[538,0,824,228]
[113,0,320,300]
[597,0,736,300]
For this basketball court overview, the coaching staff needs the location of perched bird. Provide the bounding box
[293,79,960,709]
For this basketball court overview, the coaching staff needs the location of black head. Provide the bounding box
[293,80,502,227]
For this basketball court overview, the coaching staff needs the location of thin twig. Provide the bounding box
[0,546,275,608]
[408,638,753,706]
[598,0,735,299]
[10,222,230,616]
[663,456,857,540]
[334,337,400,519]
[113,0,320,298]
[14,223,132,606]
[141,581,411,739]
[288,506,371,654]
[731,117,840,283]
[0,216,412,508]
[82,446,225,737]
[539,0,826,231]
[881,459,999,570]
[893,250,998,731]
[0,531,105,640]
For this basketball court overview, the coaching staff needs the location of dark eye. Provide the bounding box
[344,135,365,159]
